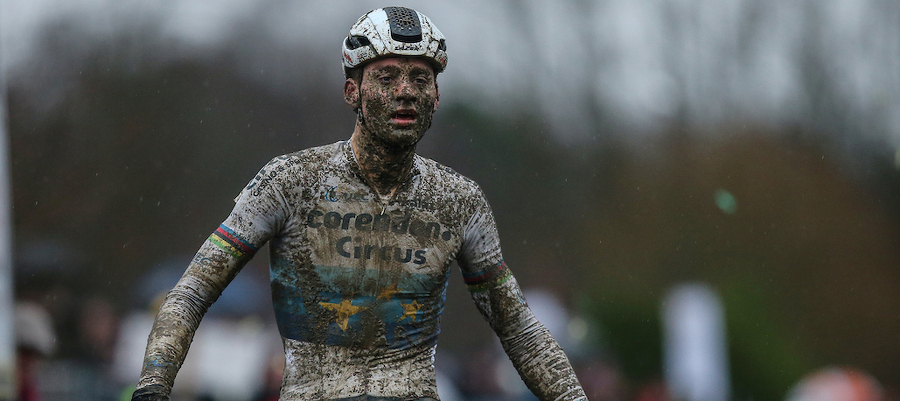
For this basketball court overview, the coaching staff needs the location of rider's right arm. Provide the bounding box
[132,237,256,400]
[131,157,293,400]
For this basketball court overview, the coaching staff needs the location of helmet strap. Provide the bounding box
[357,106,368,131]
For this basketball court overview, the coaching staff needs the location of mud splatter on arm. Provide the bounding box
[468,271,586,401]
[133,237,256,399]
[132,157,293,400]
[458,191,586,401]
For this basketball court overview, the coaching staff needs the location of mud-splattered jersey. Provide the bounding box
[134,141,586,401]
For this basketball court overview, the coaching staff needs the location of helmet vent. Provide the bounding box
[346,35,371,50]
[384,7,422,43]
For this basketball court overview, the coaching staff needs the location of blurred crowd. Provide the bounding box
[9,241,895,401]
[11,292,635,401]
[8,240,638,401]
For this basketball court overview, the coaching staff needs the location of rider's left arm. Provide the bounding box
[456,188,587,401]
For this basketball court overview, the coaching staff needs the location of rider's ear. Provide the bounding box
[344,78,360,109]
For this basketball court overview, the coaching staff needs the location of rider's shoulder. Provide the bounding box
[262,141,343,171]
[415,156,482,194]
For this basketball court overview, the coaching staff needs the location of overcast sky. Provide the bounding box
[2,0,899,150]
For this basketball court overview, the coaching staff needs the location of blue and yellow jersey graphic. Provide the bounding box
[271,262,450,351]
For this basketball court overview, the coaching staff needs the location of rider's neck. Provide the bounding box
[349,128,416,199]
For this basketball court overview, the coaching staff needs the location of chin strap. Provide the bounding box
[358,105,376,136]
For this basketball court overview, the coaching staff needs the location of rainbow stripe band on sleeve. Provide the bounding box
[208,224,260,259]
[463,261,512,293]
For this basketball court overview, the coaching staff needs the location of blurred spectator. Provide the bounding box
[575,358,628,401]
[77,297,119,364]
[16,301,58,401]
[786,367,884,401]
[456,347,508,400]
[632,379,671,401]
[436,369,463,401]
[67,297,125,401]
[435,350,463,401]
[252,352,284,401]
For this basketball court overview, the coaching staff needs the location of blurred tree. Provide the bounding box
[8,26,352,307]
[574,127,900,399]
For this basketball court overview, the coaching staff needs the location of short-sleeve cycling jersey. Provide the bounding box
[134,140,586,401]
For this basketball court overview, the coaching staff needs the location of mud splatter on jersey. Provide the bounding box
[134,141,586,401]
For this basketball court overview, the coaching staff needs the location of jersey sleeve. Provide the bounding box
[456,187,587,401]
[456,187,503,277]
[223,156,296,245]
[132,158,293,400]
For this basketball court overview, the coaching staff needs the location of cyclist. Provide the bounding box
[132,7,586,401]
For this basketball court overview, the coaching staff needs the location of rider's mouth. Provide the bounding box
[391,109,418,124]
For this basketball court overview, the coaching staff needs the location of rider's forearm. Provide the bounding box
[133,239,250,399]
[134,282,210,398]
[472,276,587,401]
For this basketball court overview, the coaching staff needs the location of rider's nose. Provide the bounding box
[396,80,416,99]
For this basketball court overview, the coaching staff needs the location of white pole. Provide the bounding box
[662,282,731,401]
[0,3,17,396]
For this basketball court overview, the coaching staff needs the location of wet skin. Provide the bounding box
[344,57,439,198]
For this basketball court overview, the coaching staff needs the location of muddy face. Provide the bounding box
[353,57,439,148]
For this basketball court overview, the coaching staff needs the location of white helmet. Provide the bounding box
[342,7,448,77]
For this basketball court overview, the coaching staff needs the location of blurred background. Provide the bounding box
[1,0,899,400]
